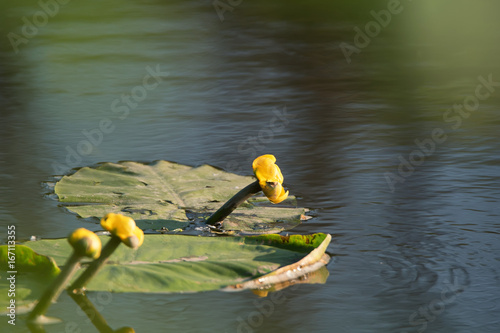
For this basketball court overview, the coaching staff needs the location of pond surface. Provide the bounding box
[1,0,500,332]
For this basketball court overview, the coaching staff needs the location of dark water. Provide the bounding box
[1,0,500,332]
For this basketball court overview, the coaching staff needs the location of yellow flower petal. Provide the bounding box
[252,154,288,204]
[68,228,102,259]
[123,226,145,249]
[133,226,144,247]
[252,154,283,185]
[273,187,289,204]
[263,183,289,204]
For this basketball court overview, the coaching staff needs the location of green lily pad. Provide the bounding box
[0,245,60,315]
[18,233,330,296]
[53,160,307,233]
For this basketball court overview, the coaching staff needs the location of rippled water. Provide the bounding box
[1,0,500,332]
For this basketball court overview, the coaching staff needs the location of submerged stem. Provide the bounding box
[206,180,261,225]
[68,292,113,333]
[28,253,82,322]
[68,236,122,293]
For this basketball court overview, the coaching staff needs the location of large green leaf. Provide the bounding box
[12,233,330,301]
[0,245,60,315]
[53,161,307,234]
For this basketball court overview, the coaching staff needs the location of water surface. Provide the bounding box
[1,1,499,332]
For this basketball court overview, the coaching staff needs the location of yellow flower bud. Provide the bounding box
[68,228,102,259]
[123,225,144,249]
[100,213,144,249]
[252,154,289,204]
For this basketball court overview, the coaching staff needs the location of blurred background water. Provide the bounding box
[1,0,499,332]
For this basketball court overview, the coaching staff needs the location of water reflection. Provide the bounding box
[26,292,135,333]
[1,0,500,332]
[20,265,328,333]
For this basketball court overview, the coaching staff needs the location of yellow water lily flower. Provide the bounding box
[252,154,289,204]
[100,213,144,249]
[68,228,102,259]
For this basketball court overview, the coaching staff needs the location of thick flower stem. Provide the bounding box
[28,253,82,323]
[68,236,122,293]
[206,180,261,225]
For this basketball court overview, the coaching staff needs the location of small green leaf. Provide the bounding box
[0,245,60,314]
[244,233,328,253]
[54,161,307,234]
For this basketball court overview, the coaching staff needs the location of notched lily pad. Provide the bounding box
[53,160,308,234]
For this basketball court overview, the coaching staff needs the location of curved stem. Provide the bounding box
[68,236,122,294]
[206,180,261,225]
[28,253,82,322]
